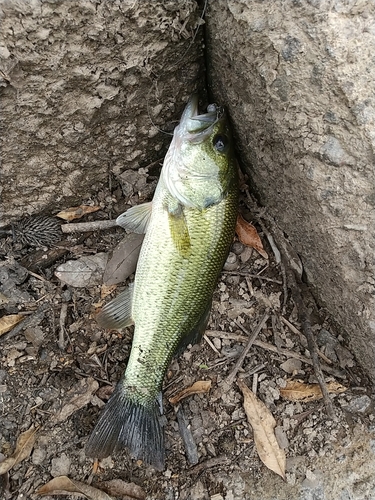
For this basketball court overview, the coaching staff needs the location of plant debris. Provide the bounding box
[0,314,25,337]
[0,426,38,475]
[56,205,101,221]
[169,380,212,405]
[238,380,286,480]
[236,214,268,259]
[280,379,347,402]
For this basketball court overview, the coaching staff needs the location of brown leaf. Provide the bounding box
[169,380,211,405]
[236,214,268,259]
[238,380,286,480]
[0,426,38,474]
[37,476,112,499]
[100,284,117,300]
[103,233,144,286]
[54,377,99,422]
[96,479,146,500]
[56,205,101,221]
[0,314,25,337]
[280,379,347,402]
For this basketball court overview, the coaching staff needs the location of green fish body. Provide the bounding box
[86,96,238,470]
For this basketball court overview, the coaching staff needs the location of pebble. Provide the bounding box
[240,246,253,263]
[231,241,244,255]
[280,358,302,374]
[275,426,289,449]
[223,252,238,271]
[189,480,208,500]
[32,447,46,465]
[343,395,373,414]
[50,453,71,477]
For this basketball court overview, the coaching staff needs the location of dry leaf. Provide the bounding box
[236,214,268,259]
[103,233,144,286]
[54,377,99,422]
[100,284,117,300]
[0,426,38,474]
[0,314,25,337]
[238,380,286,480]
[280,379,347,402]
[169,380,211,405]
[55,253,108,287]
[37,476,112,499]
[56,205,101,221]
[96,479,146,500]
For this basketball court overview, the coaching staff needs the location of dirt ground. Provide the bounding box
[1,175,374,500]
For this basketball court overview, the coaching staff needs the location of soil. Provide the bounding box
[0,175,374,500]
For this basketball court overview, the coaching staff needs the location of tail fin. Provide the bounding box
[86,383,165,470]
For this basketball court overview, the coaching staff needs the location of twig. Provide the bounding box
[61,219,117,234]
[203,334,222,357]
[188,455,230,475]
[176,405,199,465]
[252,372,259,395]
[288,275,336,420]
[0,304,49,343]
[226,313,269,385]
[205,331,345,378]
[280,315,332,365]
[223,271,282,284]
[58,303,68,350]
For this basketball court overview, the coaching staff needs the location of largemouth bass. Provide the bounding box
[86,95,238,470]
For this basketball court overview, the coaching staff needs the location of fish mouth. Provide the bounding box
[178,95,223,142]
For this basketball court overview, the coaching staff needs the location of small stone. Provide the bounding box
[280,358,302,374]
[24,327,45,348]
[32,447,46,465]
[223,252,238,271]
[344,395,372,414]
[189,480,208,500]
[240,246,253,263]
[231,241,244,255]
[50,453,71,477]
[275,426,289,449]
[212,337,221,350]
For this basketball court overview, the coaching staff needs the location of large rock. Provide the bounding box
[0,0,204,223]
[206,1,375,380]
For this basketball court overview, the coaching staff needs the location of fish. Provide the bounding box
[85,95,239,470]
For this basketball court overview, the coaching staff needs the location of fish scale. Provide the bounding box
[86,95,238,470]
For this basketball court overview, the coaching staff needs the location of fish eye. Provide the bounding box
[213,134,228,153]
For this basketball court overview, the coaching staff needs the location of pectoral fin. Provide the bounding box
[168,211,191,256]
[96,283,134,330]
[116,202,152,234]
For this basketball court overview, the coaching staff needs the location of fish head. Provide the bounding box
[162,95,236,210]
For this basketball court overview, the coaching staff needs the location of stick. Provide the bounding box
[226,313,269,385]
[188,456,230,475]
[61,219,117,233]
[176,405,199,465]
[223,271,282,284]
[0,304,48,343]
[205,331,345,378]
[281,315,332,365]
[288,275,337,420]
[58,303,68,350]
[203,334,222,357]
